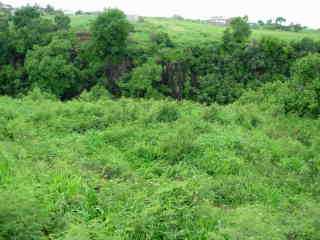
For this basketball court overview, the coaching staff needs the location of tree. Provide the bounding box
[120,59,163,98]
[11,6,56,56]
[290,23,304,32]
[150,31,174,49]
[0,12,11,64]
[12,6,41,28]
[0,11,26,96]
[223,16,251,49]
[286,53,320,116]
[91,9,132,60]
[220,16,252,89]
[198,73,242,104]
[91,8,133,94]
[25,37,81,98]
[275,17,286,27]
[0,65,25,96]
[54,13,71,30]
[44,4,55,14]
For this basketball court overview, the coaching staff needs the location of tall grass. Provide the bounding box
[0,89,319,239]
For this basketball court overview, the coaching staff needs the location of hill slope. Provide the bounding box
[1,88,319,239]
[70,15,320,44]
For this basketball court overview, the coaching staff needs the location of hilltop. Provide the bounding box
[70,15,320,44]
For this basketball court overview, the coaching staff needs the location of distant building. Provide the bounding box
[207,16,232,26]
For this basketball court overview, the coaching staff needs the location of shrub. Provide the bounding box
[121,59,163,98]
[286,54,320,116]
[0,186,51,240]
[0,65,25,96]
[91,8,132,59]
[150,31,174,48]
[159,125,197,164]
[198,74,243,104]
[25,37,81,98]
[154,104,180,123]
[79,84,112,102]
[54,13,71,31]
[23,87,57,102]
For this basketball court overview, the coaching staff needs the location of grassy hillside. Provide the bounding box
[1,87,319,239]
[70,15,320,44]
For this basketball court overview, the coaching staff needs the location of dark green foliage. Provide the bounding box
[257,18,306,32]
[12,18,56,55]
[0,5,320,107]
[12,6,41,28]
[150,31,174,48]
[292,38,320,58]
[11,6,56,57]
[198,73,243,104]
[286,54,320,116]
[0,65,25,96]
[120,59,163,98]
[54,13,71,31]
[244,37,294,85]
[25,37,81,98]
[0,14,12,65]
[223,16,251,50]
[91,9,133,94]
[292,53,320,80]
[91,9,132,60]
[154,104,180,123]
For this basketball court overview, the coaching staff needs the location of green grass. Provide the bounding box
[70,15,320,44]
[0,88,319,239]
[69,14,97,31]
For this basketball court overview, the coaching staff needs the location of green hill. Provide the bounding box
[0,87,319,239]
[1,8,320,239]
[70,15,320,44]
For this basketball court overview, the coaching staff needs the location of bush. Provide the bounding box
[286,54,320,116]
[0,65,25,96]
[0,186,51,240]
[54,13,71,31]
[23,87,57,102]
[79,84,112,102]
[159,125,197,164]
[198,74,243,104]
[154,104,180,123]
[25,37,81,98]
[121,59,163,98]
[150,31,174,48]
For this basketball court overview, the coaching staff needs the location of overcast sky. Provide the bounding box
[4,0,320,28]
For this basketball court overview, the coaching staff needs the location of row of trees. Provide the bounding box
[1,6,320,109]
[256,17,305,32]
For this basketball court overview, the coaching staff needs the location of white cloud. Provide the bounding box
[4,0,320,28]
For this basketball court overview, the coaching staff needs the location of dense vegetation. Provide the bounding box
[255,17,306,32]
[1,5,320,239]
[1,5,320,107]
[70,15,320,42]
[0,86,320,239]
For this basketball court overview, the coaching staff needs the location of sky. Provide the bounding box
[4,0,320,28]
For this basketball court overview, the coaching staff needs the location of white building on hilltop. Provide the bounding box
[207,16,232,26]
